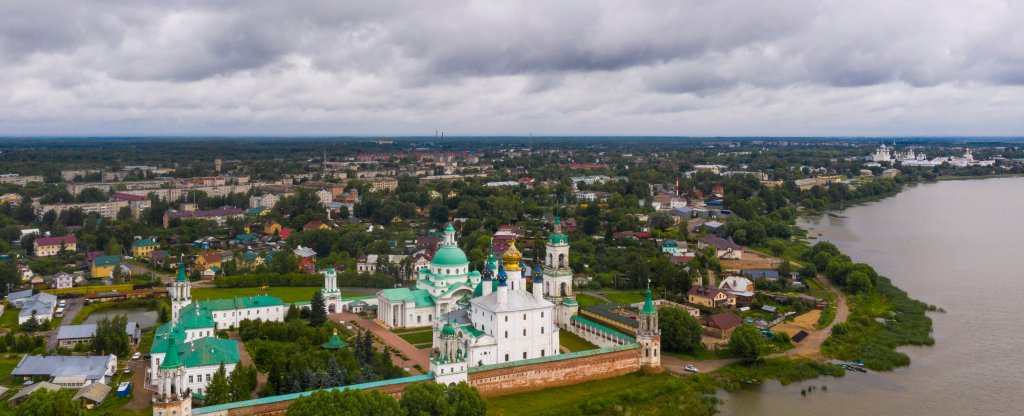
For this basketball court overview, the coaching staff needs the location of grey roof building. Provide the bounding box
[56,322,142,348]
[11,354,118,388]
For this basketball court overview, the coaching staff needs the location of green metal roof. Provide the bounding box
[441,321,456,338]
[182,337,240,368]
[198,296,284,311]
[233,233,257,242]
[472,279,498,297]
[460,324,486,338]
[321,330,349,349]
[176,304,216,330]
[445,223,455,233]
[641,288,656,315]
[93,255,120,266]
[132,239,158,247]
[562,298,579,306]
[431,245,468,267]
[379,288,435,308]
[571,316,636,342]
[175,260,187,282]
[159,333,184,369]
[662,239,678,247]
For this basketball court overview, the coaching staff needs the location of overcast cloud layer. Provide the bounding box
[1,0,1022,136]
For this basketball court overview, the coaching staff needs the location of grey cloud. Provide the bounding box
[0,0,1023,135]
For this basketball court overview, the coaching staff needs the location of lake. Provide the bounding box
[83,308,159,329]
[718,177,1024,415]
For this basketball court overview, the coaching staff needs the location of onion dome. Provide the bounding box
[503,241,522,271]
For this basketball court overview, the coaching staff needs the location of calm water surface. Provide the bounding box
[718,177,1024,415]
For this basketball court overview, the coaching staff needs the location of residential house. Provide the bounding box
[33,235,77,257]
[263,221,283,236]
[236,251,264,270]
[302,220,329,231]
[149,250,170,268]
[194,252,223,273]
[661,239,682,254]
[369,177,398,192]
[293,246,317,273]
[7,291,57,324]
[702,312,743,339]
[91,255,121,279]
[718,276,756,306]
[131,238,159,258]
[697,235,743,260]
[687,286,735,309]
[51,272,75,289]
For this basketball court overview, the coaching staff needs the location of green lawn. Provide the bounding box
[0,355,24,387]
[575,294,605,307]
[559,331,598,352]
[397,330,434,345]
[192,286,322,303]
[602,292,646,305]
[487,372,715,416]
[0,309,20,332]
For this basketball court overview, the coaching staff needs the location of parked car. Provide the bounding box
[132,352,141,360]
[684,364,699,373]
[124,367,132,374]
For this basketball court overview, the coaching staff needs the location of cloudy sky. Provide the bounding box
[1,0,1022,137]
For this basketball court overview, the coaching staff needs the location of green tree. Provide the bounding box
[729,324,766,364]
[15,387,83,416]
[285,389,402,416]
[205,363,232,405]
[659,308,703,354]
[91,314,131,357]
[309,290,327,326]
[400,382,486,416]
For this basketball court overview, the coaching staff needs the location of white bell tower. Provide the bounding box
[170,258,192,322]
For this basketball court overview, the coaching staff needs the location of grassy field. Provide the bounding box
[0,309,20,332]
[487,372,716,416]
[397,330,433,345]
[558,331,598,352]
[192,286,322,303]
[574,294,605,307]
[602,292,645,305]
[0,354,24,387]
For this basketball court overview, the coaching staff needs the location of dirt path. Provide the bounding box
[329,312,430,373]
[122,357,154,410]
[228,332,265,398]
[663,276,849,375]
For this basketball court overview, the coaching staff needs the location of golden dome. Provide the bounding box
[503,240,522,271]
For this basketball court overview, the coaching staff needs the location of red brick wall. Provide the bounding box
[215,381,412,416]
[467,347,641,397]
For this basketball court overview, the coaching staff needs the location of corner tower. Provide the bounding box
[152,333,191,416]
[636,284,661,371]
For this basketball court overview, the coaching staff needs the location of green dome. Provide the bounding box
[441,322,457,338]
[432,245,469,267]
[548,234,569,245]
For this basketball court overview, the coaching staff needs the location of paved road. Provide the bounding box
[329,312,430,373]
[44,297,85,350]
[663,277,850,376]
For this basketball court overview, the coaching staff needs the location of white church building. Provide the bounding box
[377,224,481,328]
[151,260,285,397]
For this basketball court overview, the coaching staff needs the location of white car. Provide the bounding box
[684,365,700,373]
[132,352,142,360]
